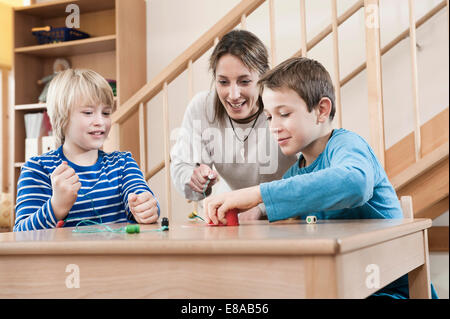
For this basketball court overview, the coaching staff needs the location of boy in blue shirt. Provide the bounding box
[14,69,159,231]
[203,57,437,299]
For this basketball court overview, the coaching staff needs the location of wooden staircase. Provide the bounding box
[2,0,447,248]
[106,0,449,253]
[388,108,449,251]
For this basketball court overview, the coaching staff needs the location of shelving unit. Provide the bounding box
[14,34,117,56]
[10,0,146,229]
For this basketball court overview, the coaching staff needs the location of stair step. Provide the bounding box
[391,143,449,190]
[428,226,449,252]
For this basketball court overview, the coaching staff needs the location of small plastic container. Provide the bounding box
[32,27,90,45]
[208,208,239,226]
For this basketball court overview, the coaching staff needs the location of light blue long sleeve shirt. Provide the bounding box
[260,128,403,221]
[260,128,438,299]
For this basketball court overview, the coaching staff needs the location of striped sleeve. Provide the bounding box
[120,152,160,219]
[14,158,57,231]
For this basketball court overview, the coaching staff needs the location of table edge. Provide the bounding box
[337,218,432,253]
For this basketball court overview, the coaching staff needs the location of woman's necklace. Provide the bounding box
[228,110,261,160]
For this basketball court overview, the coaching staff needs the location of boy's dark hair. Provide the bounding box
[258,57,336,120]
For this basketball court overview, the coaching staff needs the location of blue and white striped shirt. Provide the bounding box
[14,146,159,232]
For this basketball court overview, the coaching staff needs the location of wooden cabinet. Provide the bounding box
[10,0,146,228]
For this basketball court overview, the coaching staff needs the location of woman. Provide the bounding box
[170,29,297,220]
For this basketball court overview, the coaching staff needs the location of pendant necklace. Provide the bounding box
[228,110,261,161]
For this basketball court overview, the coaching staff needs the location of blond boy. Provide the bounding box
[14,69,159,231]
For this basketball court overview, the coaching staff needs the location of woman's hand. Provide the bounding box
[204,186,262,225]
[189,164,218,194]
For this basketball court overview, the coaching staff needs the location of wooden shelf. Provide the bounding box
[13,0,115,18]
[8,0,146,231]
[15,103,47,111]
[15,35,116,57]
[15,97,117,111]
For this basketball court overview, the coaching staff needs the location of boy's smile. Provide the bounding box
[63,101,112,163]
[88,129,106,137]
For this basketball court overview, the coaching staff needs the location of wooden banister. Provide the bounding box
[341,0,446,86]
[331,0,342,128]
[409,0,421,163]
[113,0,447,227]
[299,0,307,58]
[188,59,194,101]
[241,13,247,30]
[138,102,146,173]
[117,0,367,183]
[391,143,449,190]
[130,0,365,182]
[146,160,165,180]
[111,0,265,125]
[293,0,364,58]
[364,0,385,167]
[114,0,364,127]
[139,0,446,182]
[269,0,277,66]
[162,82,172,221]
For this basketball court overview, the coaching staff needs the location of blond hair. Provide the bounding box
[46,69,114,146]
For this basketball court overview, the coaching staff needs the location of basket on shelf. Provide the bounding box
[32,27,90,45]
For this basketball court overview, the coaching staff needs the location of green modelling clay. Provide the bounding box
[126,224,140,233]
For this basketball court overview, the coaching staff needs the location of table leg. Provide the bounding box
[408,229,431,299]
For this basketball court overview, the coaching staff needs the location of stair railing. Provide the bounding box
[110,0,449,221]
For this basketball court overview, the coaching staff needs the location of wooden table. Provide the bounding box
[0,218,432,299]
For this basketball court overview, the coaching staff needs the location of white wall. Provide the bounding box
[146,0,448,298]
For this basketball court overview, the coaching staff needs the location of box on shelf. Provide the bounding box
[25,137,42,161]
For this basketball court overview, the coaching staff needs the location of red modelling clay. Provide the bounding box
[208,208,239,226]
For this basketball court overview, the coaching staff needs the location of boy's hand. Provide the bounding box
[204,186,262,225]
[189,164,218,194]
[128,192,159,224]
[50,161,81,221]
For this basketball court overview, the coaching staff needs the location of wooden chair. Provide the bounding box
[400,195,433,298]
[400,195,414,219]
